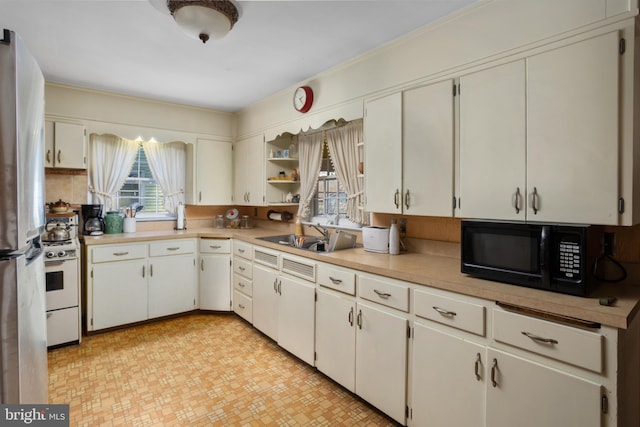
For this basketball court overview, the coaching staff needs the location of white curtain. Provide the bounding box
[297,131,325,220]
[88,133,138,212]
[142,141,186,214]
[326,119,368,225]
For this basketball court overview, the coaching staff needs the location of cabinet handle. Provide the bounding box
[150,264,153,277]
[57,149,61,163]
[394,189,400,209]
[246,192,250,203]
[273,278,278,293]
[356,309,362,329]
[238,265,246,271]
[490,358,498,388]
[433,306,457,317]
[209,245,222,249]
[531,187,539,214]
[238,282,245,288]
[166,247,180,251]
[277,280,282,295]
[113,251,129,256]
[46,149,51,164]
[474,353,482,381]
[348,307,354,326]
[329,276,342,285]
[521,331,558,345]
[238,248,245,254]
[142,265,145,278]
[199,191,202,202]
[238,303,245,310]
[404,189,410,210]
[514,187,522,214]
[200,259,204,271]
[373,289,391,299]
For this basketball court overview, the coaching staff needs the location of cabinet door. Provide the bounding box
[355,302,407,425]
[199,254,231,311]
[459,60,526,220]
[277,275,315,366]
[148,254,197,318]
[364,92,402,214]
[486,349,602,427]
[195,138,232,205]
[411,323,486,427]
[44,120,54,167]
[234,134,265,206]
[403,80,455,216]
[91,259,148,330]
[252,264,279,340]
[316,289,356,392]
[53,121,86,169]
[526,31,619,224]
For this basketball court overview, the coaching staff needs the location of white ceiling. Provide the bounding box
[0,0,478,112]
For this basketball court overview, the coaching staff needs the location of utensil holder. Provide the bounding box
[123,217,136,233]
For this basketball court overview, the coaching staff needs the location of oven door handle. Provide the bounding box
[45,260,66,266]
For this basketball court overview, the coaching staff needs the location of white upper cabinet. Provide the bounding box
[234,134,265,206]
[526,31,620,224]
[459,60,527,221]
[365,80,455,216]
[186,138,232,205]
[45,120,87,169]
[459,31,621,224]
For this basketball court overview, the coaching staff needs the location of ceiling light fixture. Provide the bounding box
[151,0,239,44]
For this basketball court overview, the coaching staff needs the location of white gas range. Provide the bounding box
[42,212,81,348]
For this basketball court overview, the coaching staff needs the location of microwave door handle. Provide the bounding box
[540,226,551,283]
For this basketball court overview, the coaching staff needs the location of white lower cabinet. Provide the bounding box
[485,348,602,427]
[87,239,197,331]
[199,239,232,311]
[411,322,486,426]
[355,301,408,425]
[277,275,315,366]
[252,263,279,340]
[315,289,356,392]
[90,257,148,330]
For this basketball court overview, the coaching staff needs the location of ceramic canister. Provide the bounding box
[104,211,124,234]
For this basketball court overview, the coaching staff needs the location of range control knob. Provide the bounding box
[46,251,56,258]
[57,250,66,258]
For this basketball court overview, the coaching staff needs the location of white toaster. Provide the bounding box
[362,226,390,253]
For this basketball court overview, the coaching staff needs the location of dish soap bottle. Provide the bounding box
[389,219,400,255]
[295,216,304,236]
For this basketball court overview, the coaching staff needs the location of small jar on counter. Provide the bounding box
[215,214,225,229]
[240,215,251,229]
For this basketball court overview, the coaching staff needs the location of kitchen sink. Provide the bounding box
[257,231,358,253]
[256,234,326,252]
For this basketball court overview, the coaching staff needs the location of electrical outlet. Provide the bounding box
[399,218,407,234]
[603,232,615,256]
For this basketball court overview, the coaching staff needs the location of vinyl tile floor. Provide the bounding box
[48,313,400,426]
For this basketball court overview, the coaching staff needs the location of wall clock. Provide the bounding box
[293,85,314,113]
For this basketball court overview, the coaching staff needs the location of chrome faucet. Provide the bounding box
[311,223,330,241]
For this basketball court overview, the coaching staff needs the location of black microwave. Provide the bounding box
[461,221,603,296]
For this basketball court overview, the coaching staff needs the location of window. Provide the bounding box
[115,145,170,218]
[312,144,348,222]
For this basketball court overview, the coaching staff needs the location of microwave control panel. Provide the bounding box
[556,238,583,282]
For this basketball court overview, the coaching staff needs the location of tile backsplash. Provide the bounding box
[45,170,88,205]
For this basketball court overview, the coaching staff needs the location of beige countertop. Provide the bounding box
[83,227,640,329]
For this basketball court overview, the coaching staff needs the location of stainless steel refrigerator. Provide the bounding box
[0,29,48,404]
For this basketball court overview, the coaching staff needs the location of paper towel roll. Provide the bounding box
[176,202,185,230]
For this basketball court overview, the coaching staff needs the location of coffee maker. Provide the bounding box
[81,204,105,235]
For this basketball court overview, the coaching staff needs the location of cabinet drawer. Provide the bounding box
[318,263,355,295]
[493,308,603,373]
[234,274,253,297]
[233,257,252,279]
[91,243,147,263]
[234,240,252,260]
[358,274,409,312]
[233,290,252,323]
[414,289,486,336]
[149,239,196,257]
[199,238,231,254]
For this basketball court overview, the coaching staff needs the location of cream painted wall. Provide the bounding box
[45,83,234,144]
[235,0,637,139]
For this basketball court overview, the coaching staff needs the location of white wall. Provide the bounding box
[235,0,637,140]
[45,83,233,144]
